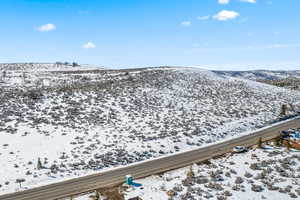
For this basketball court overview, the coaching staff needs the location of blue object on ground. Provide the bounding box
[131,182,142,187]
[126,175,142,187]
[290,132,300,139]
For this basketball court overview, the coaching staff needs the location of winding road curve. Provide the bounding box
[0,118,299,200]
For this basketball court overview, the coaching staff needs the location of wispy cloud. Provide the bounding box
[218,0,230,4]
[181,21,192,27]
[213,10,239,21]
[37,23,56,32]
[197,16,210,20]
[240,0,256,3]
[82,42,96,49]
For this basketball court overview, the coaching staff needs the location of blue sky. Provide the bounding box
[0,0,299,70]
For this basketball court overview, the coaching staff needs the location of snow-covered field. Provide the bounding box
[0,63,300,195]
[74,145,300,200]
[122,145,300,200]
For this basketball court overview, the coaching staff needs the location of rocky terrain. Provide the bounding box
[0,63,300,194]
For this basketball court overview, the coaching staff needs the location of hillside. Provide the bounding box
[212,70,300,91]
[0,64,300,194]
[213,70,300,81]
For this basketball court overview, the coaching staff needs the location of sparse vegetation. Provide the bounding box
[0,64,300,195]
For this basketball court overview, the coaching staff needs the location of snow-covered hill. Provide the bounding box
[0,64,300,194]
[213,70,300,81]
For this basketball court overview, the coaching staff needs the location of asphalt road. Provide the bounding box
[0,117,299,200]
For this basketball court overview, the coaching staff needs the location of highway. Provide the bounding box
[0,117,299,200]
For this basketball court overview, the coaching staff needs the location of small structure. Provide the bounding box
[125,175,142,187]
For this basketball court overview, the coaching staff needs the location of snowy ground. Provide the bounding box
[124,145,300,200]
[75,145,300,200]
[0,64,300,194]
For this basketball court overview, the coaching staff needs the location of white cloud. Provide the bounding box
[82,42,96,49]
[213,10,239,21]
[240,0,256,3]
[37,23,56,32]
[218,0,230,4]
[181,21,192,27]
[197,16,210,20]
